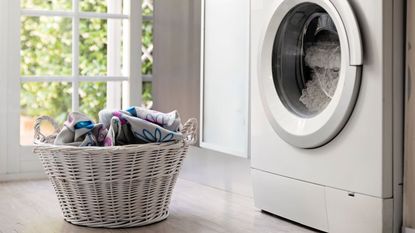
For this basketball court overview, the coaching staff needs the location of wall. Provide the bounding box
[405,0,415,229]
[153,0,253,197]
[152,0,201,123]
[181,147,252,197]
[0,0,20,177]
[0,0,10,175]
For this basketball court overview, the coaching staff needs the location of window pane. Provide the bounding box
[142,0,154,16]
[20,82,72,145]
[80,0,125,13]
[21,16,72,76]
[21,0,72,11]
[142,81,152,109]
[79,82,107,122]
[79,19,125,77]
[80,0,107,13]
[79,18,107,76]
[142,20,153,75]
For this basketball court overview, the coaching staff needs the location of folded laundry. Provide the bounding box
[53,107,183,147]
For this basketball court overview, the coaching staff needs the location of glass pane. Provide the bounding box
[80,18,107,76]
[21,0,72,11]
[142,81,152,109]
[79,82,107,122]
[142,0,154,16]
[20,82,72,145]
[142,20,153,75]
[80,0,124,13]
[80,0,107,12]
[272,3,341,117]
[21,16,72,76]
[79,19,125,76]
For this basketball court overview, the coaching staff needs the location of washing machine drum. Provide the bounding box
[258,0,363,148]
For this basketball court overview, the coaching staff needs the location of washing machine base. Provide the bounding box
[251,169,395,233]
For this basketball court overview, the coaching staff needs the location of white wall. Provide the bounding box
[0,0,9,175]
[153,0,253,196]
[0,0,20,176]
[181,146,253,197]
[152,0,201,126]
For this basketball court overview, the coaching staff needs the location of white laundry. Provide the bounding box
[300,41,341,113]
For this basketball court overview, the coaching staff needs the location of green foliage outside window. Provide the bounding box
[21,82,72,124]
[142,20,153,75]
[21,0,72,11]
[20,0,153,124]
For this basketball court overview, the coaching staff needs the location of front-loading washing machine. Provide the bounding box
[250,0,405,232]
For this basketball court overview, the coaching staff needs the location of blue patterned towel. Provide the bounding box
[54,112,108,146]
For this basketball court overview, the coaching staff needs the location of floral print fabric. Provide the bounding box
[54,107,183,147]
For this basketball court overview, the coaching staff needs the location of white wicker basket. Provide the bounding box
[33,116,197,228]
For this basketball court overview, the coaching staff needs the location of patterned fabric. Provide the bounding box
[99,107,183,146]
[54,107,183,147]
[54,112,108,146]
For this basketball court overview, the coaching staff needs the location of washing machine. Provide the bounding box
[250,0,405,232]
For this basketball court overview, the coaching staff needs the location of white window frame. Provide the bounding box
[20,0,142,110]
[0,0,144,179]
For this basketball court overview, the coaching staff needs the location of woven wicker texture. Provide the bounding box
[33,116,197,228]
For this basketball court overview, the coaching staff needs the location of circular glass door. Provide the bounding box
[258,0,362,148]
[273,3,341,117]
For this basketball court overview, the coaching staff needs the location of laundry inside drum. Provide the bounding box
[297,11,341,114]
[299,38,341,113]
[271,4,342,117]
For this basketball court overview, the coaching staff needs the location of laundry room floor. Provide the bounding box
[0,178,318,233]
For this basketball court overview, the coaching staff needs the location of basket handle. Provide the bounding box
[33,116,61,144]
[182,118,198,145]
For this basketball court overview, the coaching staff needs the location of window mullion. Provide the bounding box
[107,0,123,110]
[122,0,142,109]
[72,0,80,112]
[20,9,129,20]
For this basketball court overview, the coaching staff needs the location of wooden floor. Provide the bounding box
[0,178,317,233]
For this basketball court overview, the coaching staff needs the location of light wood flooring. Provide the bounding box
[0,178,317,233]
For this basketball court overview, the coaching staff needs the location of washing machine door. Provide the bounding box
[258,0,363,148]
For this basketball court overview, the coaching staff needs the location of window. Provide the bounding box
[142,0,153,108]
[19,0,154,145]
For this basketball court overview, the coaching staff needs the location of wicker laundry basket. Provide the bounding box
[33,116,197,228]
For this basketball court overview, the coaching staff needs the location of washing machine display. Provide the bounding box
[257,0,362,148]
